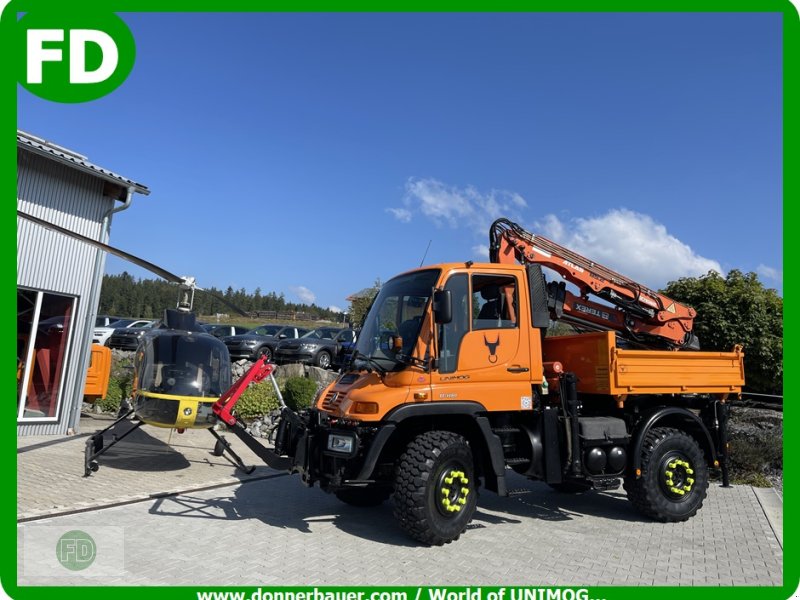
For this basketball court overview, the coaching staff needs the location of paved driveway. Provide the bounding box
[18,470,782,587]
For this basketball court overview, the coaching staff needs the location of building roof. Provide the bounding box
[17,130,150,197]
[346,286,380,302]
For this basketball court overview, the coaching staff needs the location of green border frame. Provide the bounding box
[3,2,795,599]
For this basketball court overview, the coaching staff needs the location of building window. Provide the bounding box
[17,288,77,422]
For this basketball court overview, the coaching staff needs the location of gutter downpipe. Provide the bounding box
[67,187,135,434]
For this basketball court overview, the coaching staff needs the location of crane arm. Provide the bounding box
[489,218,698,349]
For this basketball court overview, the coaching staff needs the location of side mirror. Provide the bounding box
[389,335,403,353]
[278,334,287,339]
[433,289,452,324]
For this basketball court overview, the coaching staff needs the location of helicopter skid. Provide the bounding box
[83,409,142,476]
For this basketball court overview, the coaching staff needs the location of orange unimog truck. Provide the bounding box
[215,218,744,546]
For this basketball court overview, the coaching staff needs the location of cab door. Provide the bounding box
[431,270,534,412]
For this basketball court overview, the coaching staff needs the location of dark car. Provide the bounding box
[223,324,308,362]
[275,327,357,369]
[107,321,158,351]
[203,324,251,338]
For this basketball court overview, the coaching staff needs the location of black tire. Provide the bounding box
[256,346,272,362]
[393,431,478,545]
[315,350,332,369]
[548,480,592,494]
[212,438,226,457]
[335,486,392,507]
[624,427,709,522]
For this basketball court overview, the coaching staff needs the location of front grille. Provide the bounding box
[321,390,346,411]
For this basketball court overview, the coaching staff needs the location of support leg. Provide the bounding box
[84,410,142,476]
[209,428,255,475]
[719,401,732,488]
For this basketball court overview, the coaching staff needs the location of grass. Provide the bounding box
[199,316,348,330]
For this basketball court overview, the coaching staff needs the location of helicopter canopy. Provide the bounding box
[136,331,231,398]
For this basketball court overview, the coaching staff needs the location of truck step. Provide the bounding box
[591,477,621,491]
[492,427,520,433]
[505,457,530,465]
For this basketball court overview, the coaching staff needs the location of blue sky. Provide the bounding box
[18,12,783,312]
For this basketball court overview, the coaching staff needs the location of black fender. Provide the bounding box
[630,406,717,471]
[355,402,508,495]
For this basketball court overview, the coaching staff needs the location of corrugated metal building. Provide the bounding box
[17,130,150,436]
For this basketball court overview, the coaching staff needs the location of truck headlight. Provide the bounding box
[327,433,355,454]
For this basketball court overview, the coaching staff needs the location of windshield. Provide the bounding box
[252,325,281,336]
[104,318,134,328]
[136,332,231,397]
[302,328,339,340]
[354,269,439,370]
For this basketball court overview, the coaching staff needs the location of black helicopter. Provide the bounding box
[18,210,271,476]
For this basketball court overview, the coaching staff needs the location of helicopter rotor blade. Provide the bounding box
[20,210,251,318]
[19,210,187,285]
[204,290,250,317]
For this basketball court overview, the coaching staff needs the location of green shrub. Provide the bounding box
[95,378,122,413]
[95,374,129,413]
[283,376,318,411]
[234,381,281,419]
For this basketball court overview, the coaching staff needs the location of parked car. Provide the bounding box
[94,318,154,346]
[106,321,159,351]
[336,328,359,368]
[203,324,251,338]
[223,324,308,362]
[274,327,356,369]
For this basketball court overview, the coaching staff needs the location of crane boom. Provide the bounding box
[489,218,698,349]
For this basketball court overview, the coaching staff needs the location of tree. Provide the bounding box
[348,279,381,328]
[662,270,782,395]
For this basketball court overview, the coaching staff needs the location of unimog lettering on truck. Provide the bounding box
[213,218,744,546]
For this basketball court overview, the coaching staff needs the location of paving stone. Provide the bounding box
[17,417,783,587]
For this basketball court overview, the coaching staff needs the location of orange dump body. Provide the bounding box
[543,331,744,397]
[83,344,112,403]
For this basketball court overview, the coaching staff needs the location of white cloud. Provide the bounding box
[399,177,527,234]
[290,285,316,304]
[472,244,490,259]
[328,305,343,313]
[534,209,723,288]
[757,264,782,283]
[386,207,412,223]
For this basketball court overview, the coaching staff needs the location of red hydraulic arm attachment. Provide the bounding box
[212,356,279,426]
[489,218,698,348]
[211,357,295,472]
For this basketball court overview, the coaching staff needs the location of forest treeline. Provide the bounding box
[98,272,341,321]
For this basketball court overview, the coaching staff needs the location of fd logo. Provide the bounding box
[17,12,136,103]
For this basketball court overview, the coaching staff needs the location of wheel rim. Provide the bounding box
[658,452,696,501]
[319,353,330,368]
[435,465,471,518]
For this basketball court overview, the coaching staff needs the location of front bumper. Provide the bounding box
[226,346,258,359]
[108,338,140,350]
[237,407,383,491]
[274,350,313,364]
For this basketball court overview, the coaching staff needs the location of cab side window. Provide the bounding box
[438,274,469,374]
[472,274,518,330]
